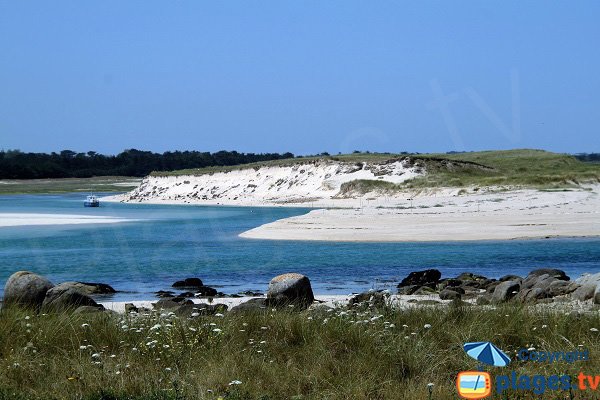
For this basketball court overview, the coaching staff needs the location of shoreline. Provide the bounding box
[105,181,600,243]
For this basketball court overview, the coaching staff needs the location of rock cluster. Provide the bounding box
[395,268,591,305]
[3,271,106,313]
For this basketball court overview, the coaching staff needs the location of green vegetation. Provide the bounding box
[0,150,294,179]
[0,303,599,399]
[405,149,600,189]
[337,179,398,197]
[0,177,140,195]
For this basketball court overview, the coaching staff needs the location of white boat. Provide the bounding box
[84,194,100,207]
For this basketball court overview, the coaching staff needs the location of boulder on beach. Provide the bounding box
[572,273,600,303]
[175,303,228,318]
[439,288,462,301]
[42,287,103,312]
[52,281,116,296]
[398,269,441,288]
[267,273,314,307]
[3,271,54,309]
[350,291,389,308]
[153,297,193,310]
[230,298,268,313]
[491,280,521,303]
[516,269,576,303]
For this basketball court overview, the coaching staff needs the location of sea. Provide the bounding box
[1,193,599,301]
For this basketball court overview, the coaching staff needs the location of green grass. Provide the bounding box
[0,177,141,195]
[404,149,600,189]
[1,303,600,399]
[152,149,600,190]
[336,179,399,197]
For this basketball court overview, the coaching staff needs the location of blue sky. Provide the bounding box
[1,1,599,155]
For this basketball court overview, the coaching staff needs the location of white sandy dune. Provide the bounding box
[0,213,135,227]
[105,158,423,206]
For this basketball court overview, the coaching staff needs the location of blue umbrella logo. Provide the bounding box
[463,341,511,367]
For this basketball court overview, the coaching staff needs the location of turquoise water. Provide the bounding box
[1,193,599,301]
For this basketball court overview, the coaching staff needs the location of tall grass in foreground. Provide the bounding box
[1,303,599,399]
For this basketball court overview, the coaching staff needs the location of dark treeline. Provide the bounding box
[575,153,600,162]
[0,149,295,179]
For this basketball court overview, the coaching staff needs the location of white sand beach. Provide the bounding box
[101,294,445,313]
[0,213,136,227]
[240,186,600,242]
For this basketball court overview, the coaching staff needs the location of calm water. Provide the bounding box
[1,193,599,301]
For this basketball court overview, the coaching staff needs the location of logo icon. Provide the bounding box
[457,342,509,399]
[456,371,491,399]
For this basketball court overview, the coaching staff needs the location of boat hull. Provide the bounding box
[84,201,100,207]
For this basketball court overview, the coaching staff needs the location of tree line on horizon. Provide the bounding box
[0,149,598,179]
[0,149,295,179]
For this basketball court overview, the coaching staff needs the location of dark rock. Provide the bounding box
[153,298,192,310]
[175,303,228,318]
[486,281,501,294]
[499,275,522,282]
[155,290,175,298]
[349,291,388,308]
[194,286,218,297]
[460,278,495,290]
[397,285,420,295]
[124,303,138,313]
[55,281,116,295]
[572,285,595,302]
[413,286,437,295]
[491,281,520,303]
[438,279,462,290]
[267,273,314,307]
[527,269,569,281]
[3,271,54,309]
[547,280,578,297]
[239,290,264,297]
[178,292,195,298]
[42,287,100,312]
[398,269,441,288]
[73,305,105,314]
[517,269,573,303]
[439,289,461,300]
[230,298,268,313]
[412,299,441,305]
[455,272,488,282]
[518,287,548,302]
[172,278,204,288]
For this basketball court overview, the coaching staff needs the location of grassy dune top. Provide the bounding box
[0,303,599,399]
[151,149,600,189]
[408,149,600,188]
